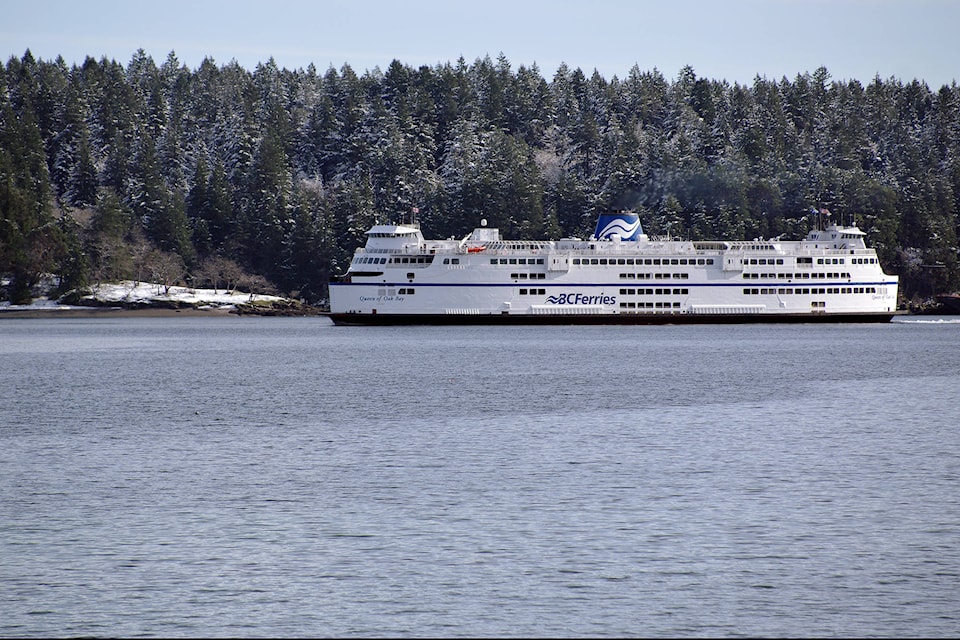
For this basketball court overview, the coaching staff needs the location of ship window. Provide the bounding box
[452,258,460,264]
[573,258,581,265]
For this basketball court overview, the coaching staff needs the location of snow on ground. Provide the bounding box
[83,281,283,308]
[1,280,284,311]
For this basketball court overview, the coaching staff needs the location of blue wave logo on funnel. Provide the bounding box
[594,212,643,240]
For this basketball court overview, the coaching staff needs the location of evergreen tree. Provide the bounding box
[3,52,960,302]
[0,98,62,303]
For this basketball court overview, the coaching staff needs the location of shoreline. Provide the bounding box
[0,305,327,319]
[0,305,239,319]
[2,304,954,322]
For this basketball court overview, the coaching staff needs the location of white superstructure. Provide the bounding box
[327,212,900,324]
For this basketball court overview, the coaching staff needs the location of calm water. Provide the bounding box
[1,316,959,638]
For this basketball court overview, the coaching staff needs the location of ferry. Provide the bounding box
[326,211,900,325]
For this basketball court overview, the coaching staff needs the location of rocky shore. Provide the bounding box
[1,280,326,318]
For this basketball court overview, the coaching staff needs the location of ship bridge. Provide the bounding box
[803,225,868,251]
[363,224,425,253]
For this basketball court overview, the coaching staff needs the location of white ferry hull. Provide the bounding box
[328,212,900,325]
[325,310,900,325]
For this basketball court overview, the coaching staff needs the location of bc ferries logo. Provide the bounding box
[594,212,643,240]
[546,293,616,305]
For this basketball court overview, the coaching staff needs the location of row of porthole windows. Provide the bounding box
[356,256,388,265]
[519,288,547,295]
[620,288,689,295]
[390,256,432,264]
[620,272,689,280]
[743,258,785,265]
[620,302,682,309]
[743,287,878,295]
[575,257,714,266]
[512,273,547,279]
[491,258,546,265]
[743,272,852,280]
[851,257,878,264]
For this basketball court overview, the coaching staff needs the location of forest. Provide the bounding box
[2,49,959,306]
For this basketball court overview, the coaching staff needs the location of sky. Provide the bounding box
[3,0,958,87]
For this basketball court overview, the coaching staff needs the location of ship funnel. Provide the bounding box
[594,211,643,241]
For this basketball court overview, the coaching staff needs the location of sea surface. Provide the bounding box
[1,316,959,638]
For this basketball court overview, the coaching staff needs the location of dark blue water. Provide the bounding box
[2,317,959,638]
